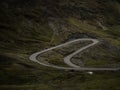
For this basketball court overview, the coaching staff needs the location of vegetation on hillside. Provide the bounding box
[0,0,120,90]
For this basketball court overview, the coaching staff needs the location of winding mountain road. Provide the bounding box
[29,38,120,71]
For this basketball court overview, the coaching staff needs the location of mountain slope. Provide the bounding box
[0,0,120,90]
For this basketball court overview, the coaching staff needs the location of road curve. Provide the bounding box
[29,38,120,71]
[64,39,99,68]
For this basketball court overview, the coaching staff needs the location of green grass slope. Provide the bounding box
[0,0,120,90]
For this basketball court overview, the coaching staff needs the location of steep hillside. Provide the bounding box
[0,0,120,90]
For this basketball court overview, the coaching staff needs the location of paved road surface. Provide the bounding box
[29,38,120,71]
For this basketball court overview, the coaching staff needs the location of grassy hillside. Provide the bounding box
[0,0,120,90]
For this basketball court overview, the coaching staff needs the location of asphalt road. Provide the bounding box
[29,38,120,71]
